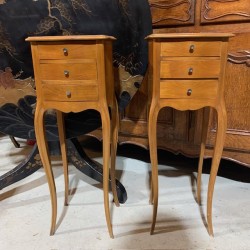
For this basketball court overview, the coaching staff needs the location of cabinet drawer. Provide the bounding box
[160,59,221,79]
[38,43,97,59]
[161,41,222,57]
[40,61,97,80]
[160,80,218,99]
[42,84,99,102]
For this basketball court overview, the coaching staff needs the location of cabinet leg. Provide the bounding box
[100,107,114,239]
[207,104,227,236]
[110,100,120,207]
[148,105,160,235]
[35,105,57,236]
[56,111,69,206]
[197,107,210,205]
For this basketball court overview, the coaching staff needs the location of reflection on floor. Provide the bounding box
[0,134,250,250]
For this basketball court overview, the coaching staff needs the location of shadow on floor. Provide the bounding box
[81,137,250,183]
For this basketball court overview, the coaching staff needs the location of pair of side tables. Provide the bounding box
[26,33,233,238]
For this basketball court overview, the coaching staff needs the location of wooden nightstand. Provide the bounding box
[26,35,119,238]
[147,33,234,236]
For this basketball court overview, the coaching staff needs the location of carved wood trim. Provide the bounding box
[201,0,250,24]
[149,0,194,27]
[228,50,250,67]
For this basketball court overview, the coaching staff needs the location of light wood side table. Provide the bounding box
[26,35,119,238]
[147,33,234,236]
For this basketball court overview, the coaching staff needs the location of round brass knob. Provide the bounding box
[187,89,192,96]
[63,48,68,56]
[66,90,71,98]
[189,45,195,53]
[64,70,69,77]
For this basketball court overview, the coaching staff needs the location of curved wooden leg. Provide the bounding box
[110,99,120,207]
[197,107,210,205]
[207,104,227,236]
[100,107,114,239]
[35,104,57,236]
[56,111,69,206]
[150,176,153,205]
[148,104,160,235]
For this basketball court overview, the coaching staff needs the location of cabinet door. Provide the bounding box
[196,0,250,165]
[201,0,250,24]
[205,34,250,165]
[149,0,195,27]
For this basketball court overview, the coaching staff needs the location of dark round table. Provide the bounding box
[0,0,152,203]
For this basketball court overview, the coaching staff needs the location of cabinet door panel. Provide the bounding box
[206,33,250,153]
[207,63,250,150]
[201,0,250,24]
[149,0,195,27]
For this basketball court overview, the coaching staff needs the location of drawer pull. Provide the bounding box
[64,70,69,77]
[66,90,71,98]
[187,89,192,96]
[188,68,193,75]
[63,48,68,56]
[189,45,195,53]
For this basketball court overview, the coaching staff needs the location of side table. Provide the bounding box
[147,33,234,236]
[26,35,118,238]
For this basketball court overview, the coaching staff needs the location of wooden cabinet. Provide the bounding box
[147,33,232,236]
[27,35,118,237]
[92,0,250,167]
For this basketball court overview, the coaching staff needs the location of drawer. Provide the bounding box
[160,59,221,79]
[38,43,97,59]
[161,41,222,57]
[40,61,97,80]
[160,80,218,99]
[42,84,99,102]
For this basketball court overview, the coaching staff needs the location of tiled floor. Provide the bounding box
[0,134,250,250]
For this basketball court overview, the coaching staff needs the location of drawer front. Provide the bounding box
[38,43,97,59]
[160,59,221,79]
[160,80,218,99]
[42,84,99,102]
[161,41,222,57]
[40,62,97,80]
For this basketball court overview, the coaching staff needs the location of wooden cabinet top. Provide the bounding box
[146,33,234,39]
[25,35,116,42]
